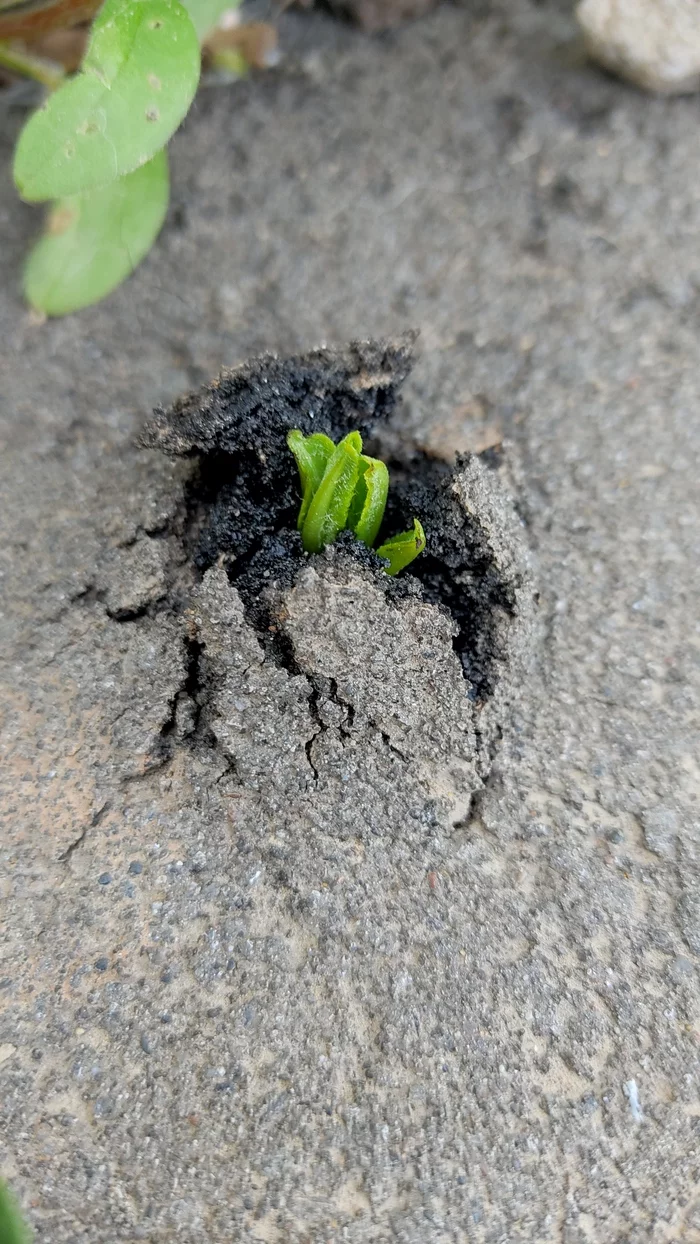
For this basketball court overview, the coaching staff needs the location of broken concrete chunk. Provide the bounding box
[281,557,473,760]
[110,615,188,778]
[98,537,171,619]
[577,0,700,94]
[194,564,316,800]
[194,556,479,834]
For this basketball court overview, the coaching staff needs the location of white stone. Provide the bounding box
[577,0,700,94]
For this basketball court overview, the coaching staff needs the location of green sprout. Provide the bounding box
[287,429,426,576]
[0,1179,32,1244]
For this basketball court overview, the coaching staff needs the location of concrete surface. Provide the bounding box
[1,0,699,1239]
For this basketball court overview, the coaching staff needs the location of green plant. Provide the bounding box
[6,0,242,314]
[287,429,426,575]
[0,1179,32,1244]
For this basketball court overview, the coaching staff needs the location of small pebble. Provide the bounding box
[98,873,112,886]
[128,861,143,875]
[140,1034,154,1054]
[577,0,700,94]
[94,957,109,972]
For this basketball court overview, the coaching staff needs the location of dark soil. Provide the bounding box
[142,335,519,703]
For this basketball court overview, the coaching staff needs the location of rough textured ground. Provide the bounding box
[1,1,700,1240]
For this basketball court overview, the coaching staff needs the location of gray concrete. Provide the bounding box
[1,1,699,1239]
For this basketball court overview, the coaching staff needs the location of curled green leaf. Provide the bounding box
[347,454,389,549]
[287,430,335,531]
[301,432,362,554]
[23,148,169,316]
[287,428,425,574]
[13,0,199,202]
[376,519,426,576]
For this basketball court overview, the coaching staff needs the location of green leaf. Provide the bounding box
[287,430,335,531]
[347,454,389,549]
[23,148,169,315]
[0,1179,32,1244]
[183,0,241,41]
[376,518,426,576]
[301,432,362,554]
[13,0,199,202]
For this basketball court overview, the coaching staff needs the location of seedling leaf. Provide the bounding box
[0,1179,32,1244]
[287,430,335,531]
[376,519,426,576]
[23,148,169,315]
[302,432,362,553]
[347,455,389,549]
[13,0,199,202]
[287,429,425,574]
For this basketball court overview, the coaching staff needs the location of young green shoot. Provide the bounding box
[376,519,426,576]
[287,428,425,576]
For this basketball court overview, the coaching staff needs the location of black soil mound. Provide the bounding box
[143,335,416,568]
[142,335,517,704]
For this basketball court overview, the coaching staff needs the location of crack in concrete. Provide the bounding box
[58,801,110,862]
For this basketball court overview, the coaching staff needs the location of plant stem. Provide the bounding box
[0,40,64,89]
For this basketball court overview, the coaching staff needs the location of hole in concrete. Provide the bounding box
[143,333,524,709]
[138,335,534,829]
